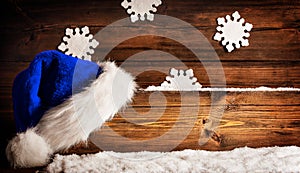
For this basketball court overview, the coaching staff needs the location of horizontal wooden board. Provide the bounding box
[2,61,299,88]
[101,28,300,62]
[92,127,300,151]
[3,91,299,152]
[90,91,300,152]
[1,0,299,29]
[1,0,299,62]
[130,91,300,107]
[2,91,300,114]
[116,61,300,88]
[1,28,299,62]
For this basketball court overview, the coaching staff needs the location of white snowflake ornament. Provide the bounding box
[158,68,202,91]
[121,0,162,22]
[213,11,253,52]
[58,26,99,61]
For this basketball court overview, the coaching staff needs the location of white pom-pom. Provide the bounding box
[6,128,53,168]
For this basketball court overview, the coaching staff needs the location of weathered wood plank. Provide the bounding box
[2,0,299,29]
[130,91,300,107]
[93,125,300,151]
[1,28,299,62]
[1,61,300,87]
[0,62,29,87]
[91,92,300,151]
[97,28,300,62]
[114,105,300,125]
[2,91,300,114]
[1,0,299,62]
[0,90,300,109]
[2,91,296,152]
[122,61,300,88]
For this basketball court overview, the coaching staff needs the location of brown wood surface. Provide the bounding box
[91,91,300,152]
[0,0,299,171]
[1,61,300,88]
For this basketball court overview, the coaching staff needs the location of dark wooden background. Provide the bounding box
[0,0,299,171]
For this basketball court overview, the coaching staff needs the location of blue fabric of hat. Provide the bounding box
[12,50,102,132]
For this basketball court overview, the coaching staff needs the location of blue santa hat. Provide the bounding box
[13,50,103,132]
[7,50,137,168]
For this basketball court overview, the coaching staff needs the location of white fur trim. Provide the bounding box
[7,62,137,168]
[36,61,136,151]
[6,128,53,168]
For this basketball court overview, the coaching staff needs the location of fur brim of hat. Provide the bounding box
[6,61,137,168]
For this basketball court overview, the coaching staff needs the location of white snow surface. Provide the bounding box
[47,146,300,173]
[144,86,300,92]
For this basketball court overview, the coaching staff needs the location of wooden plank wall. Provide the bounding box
[0,0,299,170]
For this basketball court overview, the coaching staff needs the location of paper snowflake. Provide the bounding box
[58,26,99,61]
[146,68,202,91]
[213,11,253,52]
[121,0,162,22]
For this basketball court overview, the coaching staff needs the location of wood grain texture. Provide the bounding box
[1,25,299,62]
[0,0,299,171]
[1,61,299,88]
[0,0,299,62]
[90,91,300,152]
